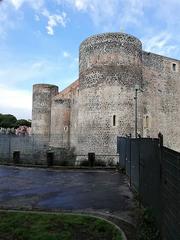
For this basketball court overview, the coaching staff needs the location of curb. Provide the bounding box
[0,163,117,171]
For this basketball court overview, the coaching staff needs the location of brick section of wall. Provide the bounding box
[55,80,79,99]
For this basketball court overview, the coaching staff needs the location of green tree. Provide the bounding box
[15,119,31,128]
[0,114,17,128]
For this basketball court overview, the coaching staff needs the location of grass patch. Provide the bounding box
[0,211,122,240]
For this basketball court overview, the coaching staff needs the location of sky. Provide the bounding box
[0,0,180,120]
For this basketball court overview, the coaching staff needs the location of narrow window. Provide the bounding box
[172,63,176,71]
[64,126,68,132]
[113,115,116,126]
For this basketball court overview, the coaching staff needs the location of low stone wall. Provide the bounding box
[0,135,119,166]
[0,135,76,166]
[0,135,47,165]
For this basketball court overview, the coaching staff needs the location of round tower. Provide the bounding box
[78,32,143,159]
[32,84,58,142]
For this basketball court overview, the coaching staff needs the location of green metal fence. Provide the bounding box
[117,135,180,240]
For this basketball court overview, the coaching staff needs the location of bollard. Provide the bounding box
[88,152,95,167]
[13,151,20,164]
[47,151,54,167]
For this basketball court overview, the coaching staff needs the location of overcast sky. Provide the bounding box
[0,0,180,119]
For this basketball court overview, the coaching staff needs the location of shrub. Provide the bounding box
[80,160,89,166]
[94,160,106,167]
[59,160,70,166]
[136,208,161,240]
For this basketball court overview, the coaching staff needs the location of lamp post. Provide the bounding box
[134,84,140,138]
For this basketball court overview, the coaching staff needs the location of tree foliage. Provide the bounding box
[15,119,31,128]
[0,114,17,128]
[0,114,31,128]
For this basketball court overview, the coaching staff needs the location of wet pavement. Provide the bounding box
[0,166,135,223]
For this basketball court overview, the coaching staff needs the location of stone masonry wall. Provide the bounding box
[50,98,71,148]
[142,51,180,151]
[78,33,143,159]
[29,32,180,162]
[49,80,79,151]
[32,84,58,143]
[0,135,47,164]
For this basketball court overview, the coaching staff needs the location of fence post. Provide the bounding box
[138,134,141,208]
[129,134,132,187]
[158,132,163,181]
[158,132,163,237]
[158,132,163,147]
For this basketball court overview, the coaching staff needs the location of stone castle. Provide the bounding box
[31,32,180,161]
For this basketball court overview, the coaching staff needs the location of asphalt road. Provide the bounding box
[0,166,135,222]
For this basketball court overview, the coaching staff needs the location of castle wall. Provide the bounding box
[0,135,47,164]
[69,87,79,153]
[142,52,180,151]
[49,80,79,150]
[57,79,79,98]
[0,135,75,165]
[29,32,180,160]
[78,33,143,158]
[50,98,70,148]
[55,80,80,152]
[32,84,58,143]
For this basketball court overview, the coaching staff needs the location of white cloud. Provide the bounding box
[7,0,68,36]
[63,51,71,58]
[0,58,63,119]
[0,59,60,86]
[56,0,180,58]
[118,0,144,27]
[71,0,119,25]
[142,32,178,57]
[55,0,89,11]
[73,0,90,11]
[42,9,67,35]
[0,84,32,119]
[10,0,24,9]
[58,0,145,27]
[35,14,40,21]
[9,0,44,10]
[0,1,17,38]
[0,63,36,85]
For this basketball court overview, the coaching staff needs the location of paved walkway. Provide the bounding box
[0,166,135,225]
